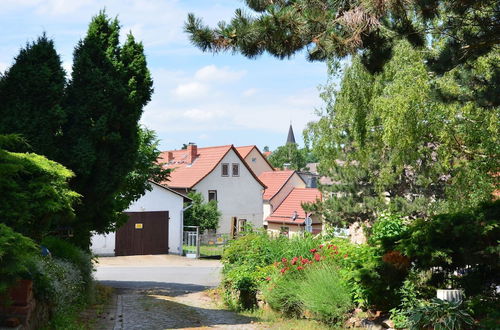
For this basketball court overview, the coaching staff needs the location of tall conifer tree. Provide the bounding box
[0,34,66,158]
[62,12,153,246]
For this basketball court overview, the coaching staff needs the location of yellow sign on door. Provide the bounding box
[135,223,143,229]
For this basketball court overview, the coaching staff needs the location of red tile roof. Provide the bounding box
[259,170,296,200]
[235,145,255,158]
[158,145,266,189]
[266,188,322,224]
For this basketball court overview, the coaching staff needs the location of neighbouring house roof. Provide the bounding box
[235,145,255,158]
[148,180,192,201]
[259,170,299,201]
[236,145,275,171]
[266,188,322,225]
[263,151,272,158]
[158,145,266,189]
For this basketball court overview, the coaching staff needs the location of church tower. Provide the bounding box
[286,124,296,145]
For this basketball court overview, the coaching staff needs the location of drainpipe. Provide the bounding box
[180,203,193,255]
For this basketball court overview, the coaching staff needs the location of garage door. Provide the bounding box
[115,211,169,256]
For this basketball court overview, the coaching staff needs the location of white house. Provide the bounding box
[236,145,274,176]
[159,144,266,237]
[91,181,189,256]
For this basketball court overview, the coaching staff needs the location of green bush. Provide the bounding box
[369,213,408,251]
[397,201,500,296]
[0,224,38,296]
[28,256,84,312]
[298,263,353,324]
[407,298,474,330]
[263,270,303,316]
[41,236,94,298]
[221,230,320,309]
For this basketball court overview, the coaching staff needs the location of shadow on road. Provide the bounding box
[99,280,211,296]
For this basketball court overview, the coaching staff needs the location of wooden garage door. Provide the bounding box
[115,211,169,256]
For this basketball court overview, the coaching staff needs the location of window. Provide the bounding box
[251,157,257,163]
[238,219,247,233]
[221,163,229,176]
[208,190,217,202]
[232,163,239,176]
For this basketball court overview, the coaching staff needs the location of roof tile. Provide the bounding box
[266,188,321,224]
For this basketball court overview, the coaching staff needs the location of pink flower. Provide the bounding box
[282,258,288,263]
[314,253,321,262]
[291,257,299,265]
[301,258,309,265]
[310,248,317,253]
[297,266,304,270]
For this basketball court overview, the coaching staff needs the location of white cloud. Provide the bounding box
[194,65,246,83]
[242,88,258,97]
[172,82,209,99]
[183,108,224,121]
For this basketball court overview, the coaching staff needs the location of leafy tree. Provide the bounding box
[305,41,499,226]
[184,192,221,232]
[267,143,307,170]
[0,135,79,240]
[0,34,66,158]
[60,11,154,247]
[185,1,499,74]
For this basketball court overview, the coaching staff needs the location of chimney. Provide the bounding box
[187,143,197,164]
[166,152,173,162]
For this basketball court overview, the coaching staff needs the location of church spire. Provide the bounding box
[286,123,296,145]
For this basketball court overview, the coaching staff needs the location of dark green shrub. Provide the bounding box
[0,224,38,295]
[41,236,94,298]
[398,201,500,296]
[263,271,303,316]
[407,298,474,330]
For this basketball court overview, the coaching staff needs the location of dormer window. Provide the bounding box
[222,163,229,176]
[232,163,239,177]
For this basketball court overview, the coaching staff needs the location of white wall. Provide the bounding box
[91,184,185,256]
[194,149,264,234]
[245,148,273,176]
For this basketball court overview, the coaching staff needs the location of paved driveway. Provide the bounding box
[92,255,264,329]
[95,254,222,291]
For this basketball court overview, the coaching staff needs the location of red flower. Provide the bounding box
[344,253,348,259]
[314,253,321,262]
[265,276,271,281]
[310,248,317,253]
[280,267,288,274]
[301,258,309,265]
[291,257,299,265]
[319,244,324,249]
[282,258,288,263]
[297,266,304,270]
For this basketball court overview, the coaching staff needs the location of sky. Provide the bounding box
[0,0,328,151]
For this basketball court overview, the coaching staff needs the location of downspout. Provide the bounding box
[179,203,193,255]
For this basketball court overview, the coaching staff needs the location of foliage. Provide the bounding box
[41,236,94,299]
[466,294,500,329]
[0,136,79,240]
[267,143,307,170]
[221,230,319,309]
[0,34,66,158]
[185,1,499,75]
[305,41,499,226]
[184,192,221,232]
[369,213,409,251]
[60,11,154,247]
[397,201,500,296]
[406,298,474,330]
[298,263,353,324]
[115,127,171,215]
[0,224,38,295]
